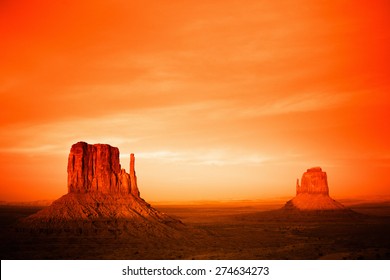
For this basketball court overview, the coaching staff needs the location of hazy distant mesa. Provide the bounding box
[284,167,346,210]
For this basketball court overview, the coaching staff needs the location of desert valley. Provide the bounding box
[0,142,389,260]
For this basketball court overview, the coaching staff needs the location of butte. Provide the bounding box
[284,167,346,211]
[21,142,183,237]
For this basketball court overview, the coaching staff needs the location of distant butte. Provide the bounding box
[284,167,346,211]
[21,142,183,237]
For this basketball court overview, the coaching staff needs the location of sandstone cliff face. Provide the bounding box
[285,167,345,211]
[67,142,139,196]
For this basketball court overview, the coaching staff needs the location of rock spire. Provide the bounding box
[129,153,139,197]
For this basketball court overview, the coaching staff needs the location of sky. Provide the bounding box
[1,0,389,202]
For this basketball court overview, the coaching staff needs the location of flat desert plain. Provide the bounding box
[0,200,390,259]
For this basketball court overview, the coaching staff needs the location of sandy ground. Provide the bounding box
[0,201,389,259]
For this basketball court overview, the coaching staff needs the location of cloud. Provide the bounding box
[135,149,271,166]
[0,90,349,159]
[239,92,350,117]
[0,145,63,155]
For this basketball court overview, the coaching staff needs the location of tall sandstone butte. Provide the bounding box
[285,167,345,210]
[67,142,139,196]
[22,142,181,236]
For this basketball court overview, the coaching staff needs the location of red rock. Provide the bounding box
[21,142,183,236]
[67,142,139,196]
[296,166,329,195]
[129,153,139,197]
[307,167,322,172]
[286,167,345,211]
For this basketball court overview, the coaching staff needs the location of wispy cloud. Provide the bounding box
[240,92,350,117]
[0,91,348,158]
[0,145,63,155]
[134,149,271,166]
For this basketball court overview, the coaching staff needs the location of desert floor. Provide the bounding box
[1,200,390,259]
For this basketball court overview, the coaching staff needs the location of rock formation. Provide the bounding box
[67,142,139,195]
[285,167,346,210]
[129,153,140,197]
[296,167,329,195]
[21,142,182,237]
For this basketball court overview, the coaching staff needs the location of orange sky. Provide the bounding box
[1,0,389,202]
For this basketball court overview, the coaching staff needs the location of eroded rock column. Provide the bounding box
[130,153,140,197]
